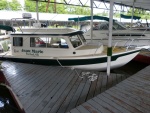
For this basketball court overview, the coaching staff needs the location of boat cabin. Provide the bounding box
[9,28,103,57]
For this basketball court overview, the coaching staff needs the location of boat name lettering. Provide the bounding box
[22,49,43,53]
[22,49,43,56]
[32,49,43,53]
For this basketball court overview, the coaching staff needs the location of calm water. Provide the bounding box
[0,85,20,113]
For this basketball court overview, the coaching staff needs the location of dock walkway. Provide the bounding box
[68,65,150,113]
[1,61,150,113]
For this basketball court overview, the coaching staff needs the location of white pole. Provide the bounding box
[107,0,114,76]
[131,1,135,29]
[90,0,93,42]
[120,10,121,22]
[36,0,39,23]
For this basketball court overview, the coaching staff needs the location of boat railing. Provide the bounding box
[86,41,103,55]
[94,42,102,55]
[11,18,36,33]
[112,38,139,51]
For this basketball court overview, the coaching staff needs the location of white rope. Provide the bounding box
[56,58,64,68]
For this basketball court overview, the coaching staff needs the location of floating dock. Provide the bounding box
[1,61,150,113]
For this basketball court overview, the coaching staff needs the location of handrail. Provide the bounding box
[94,42,102,55]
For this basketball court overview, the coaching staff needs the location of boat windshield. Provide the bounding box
[80,21,126,32]
[113,21,127,30]
[79,34,86,43]
[70,35,83,48]
[99,22,126,30]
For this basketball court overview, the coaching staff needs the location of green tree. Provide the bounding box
[9,0,22,10]
[25,0,56,13]
[0,0,8,10]
[25,0,90,15]
[64,5,90,15]
[126,8,150,19]
[0,0,21,11]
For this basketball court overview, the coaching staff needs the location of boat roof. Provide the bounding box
[16,27,78,34]
[0,25,15,32]
[120,14,141,20]
[11,30,84,37]
[68,16,115,22]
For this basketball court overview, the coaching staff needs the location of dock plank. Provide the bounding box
[102,92,143,113]
[107,88,150,112]
[28,69,73,113]
[82,102,100,113]
[87,99,110,113]
[76,79,91,106]
[40,72,77,113]
[52,77,82,113]
[97,94,131,113]
[92,97,121,113]
[94,73,103,96]
[22,67,62,106]
[76,105,91,113]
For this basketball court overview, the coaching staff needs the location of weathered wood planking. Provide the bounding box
[1,61,131,113]
[69,65,150,113]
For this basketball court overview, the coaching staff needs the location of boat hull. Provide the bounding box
[0,49,140,71]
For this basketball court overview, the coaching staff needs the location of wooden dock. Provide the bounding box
[1,61,150,113]
[1,61,127,113]
[69,65,150,113]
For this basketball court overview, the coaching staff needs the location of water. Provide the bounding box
[0,85,21,113]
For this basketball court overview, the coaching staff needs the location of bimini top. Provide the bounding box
[120,14,141,20]
[0,25,15,32]
[68,16,115,22]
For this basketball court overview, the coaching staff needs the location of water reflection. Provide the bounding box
[0,100,4,108]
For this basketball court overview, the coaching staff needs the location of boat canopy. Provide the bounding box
[68,16,115,22]
[0,25,15,32]
[120,14,141,20]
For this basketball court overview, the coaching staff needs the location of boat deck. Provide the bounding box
[1,61,128,113]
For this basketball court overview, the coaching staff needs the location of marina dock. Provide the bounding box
[1,61,150,113]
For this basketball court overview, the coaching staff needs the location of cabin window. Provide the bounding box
[70,35,82,48]
[47,37,68,48]
[30,37,68,48]
[30,37,46,47]
[13,37,23,46]
[99,23,109,30]
[79,35,86,43]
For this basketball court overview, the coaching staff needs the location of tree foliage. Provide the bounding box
[0,0,21,10]
[24,0,90,15]
[0,0,7,10]
[9,0,22,10]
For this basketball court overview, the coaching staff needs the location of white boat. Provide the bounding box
[69,16,150,48]
[0,26,141,71]
[0,25,13,52]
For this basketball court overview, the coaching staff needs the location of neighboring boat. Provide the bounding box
[0,26,141,71]
[120,14,150,31]
[0,71,25,113]
[68,16,150,48]
[0,25,14,52]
